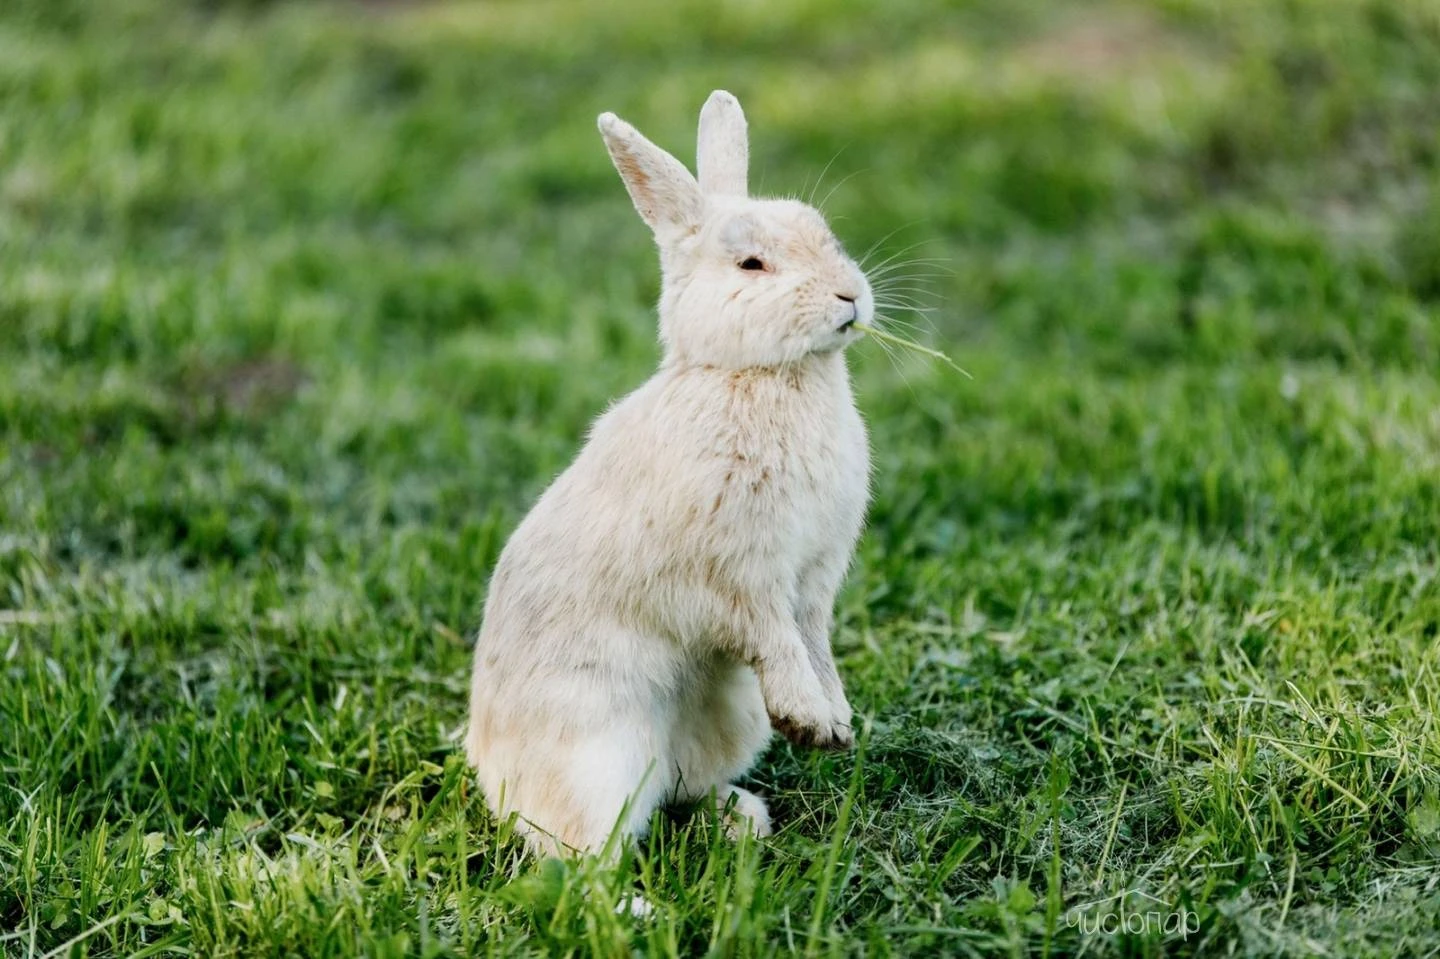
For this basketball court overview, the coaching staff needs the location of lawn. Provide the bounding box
[2,0,1439,955]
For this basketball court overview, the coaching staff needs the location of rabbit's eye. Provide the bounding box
[739,257,766,271]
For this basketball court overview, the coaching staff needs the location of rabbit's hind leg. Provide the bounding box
[670,655,774,839]
[481,723,671,860]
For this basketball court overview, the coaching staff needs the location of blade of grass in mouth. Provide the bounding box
[854,323,973,379]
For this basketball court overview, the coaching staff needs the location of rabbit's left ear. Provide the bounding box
[599,112,703,238]
[696,90,748,197]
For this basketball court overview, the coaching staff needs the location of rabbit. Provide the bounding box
[465,90,873,859]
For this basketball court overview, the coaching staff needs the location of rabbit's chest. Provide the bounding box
[715,375,868,548]
[781,401,866,522]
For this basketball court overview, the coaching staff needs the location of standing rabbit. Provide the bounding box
[466,90,873,858]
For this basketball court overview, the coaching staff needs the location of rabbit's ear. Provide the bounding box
[598,112,703,236]
[696,90,748,197]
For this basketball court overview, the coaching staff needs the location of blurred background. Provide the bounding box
[4,0,1438,498]
[2,0,1439,954]
[5,0,1437,606]
[4,0,1438,507]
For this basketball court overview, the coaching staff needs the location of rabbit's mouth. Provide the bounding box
[836,318,857,334]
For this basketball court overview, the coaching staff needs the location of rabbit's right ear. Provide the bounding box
[598,112,703,238]
[696,90,747,197]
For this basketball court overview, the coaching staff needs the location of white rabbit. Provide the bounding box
[465,90,873,858]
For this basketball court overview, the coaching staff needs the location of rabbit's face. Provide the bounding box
[659,198,873,368]
[599,91,873,369]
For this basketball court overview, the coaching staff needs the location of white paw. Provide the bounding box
[721,786,773,840]
[764,674,852,750]
[615,892,654,918]
[768,696,853,750]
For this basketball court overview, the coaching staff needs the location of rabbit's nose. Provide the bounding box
[836,293,857,303]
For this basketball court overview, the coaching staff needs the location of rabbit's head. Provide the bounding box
[599,91,872,370]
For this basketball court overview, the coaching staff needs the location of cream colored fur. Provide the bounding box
[465,90,873,858]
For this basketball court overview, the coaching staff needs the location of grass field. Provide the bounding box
[3,0,1440,955]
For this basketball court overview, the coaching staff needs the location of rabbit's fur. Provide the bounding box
[466,91,873,857]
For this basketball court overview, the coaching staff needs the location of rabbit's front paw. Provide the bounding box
[770,703,854,751]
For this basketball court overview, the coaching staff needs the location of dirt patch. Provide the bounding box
[1011,10,1183,85]
[179,356,310,424]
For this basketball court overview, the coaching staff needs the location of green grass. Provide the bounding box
[3,0,1440,954]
